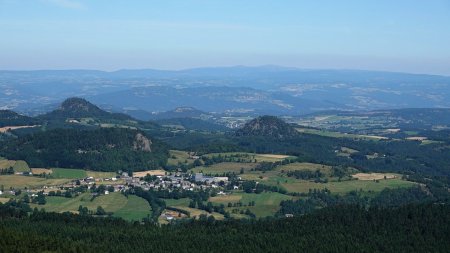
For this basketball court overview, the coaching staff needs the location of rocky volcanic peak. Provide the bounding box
[235,115,298,138]
[59,97,103,113]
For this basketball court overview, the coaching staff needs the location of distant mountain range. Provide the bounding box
[1,66,450,116]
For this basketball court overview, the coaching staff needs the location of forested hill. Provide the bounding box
[0,110,41,127]
[38,97,132,121]
[0,128,169,171]
[235,115,298,138]
[0,203,448,252]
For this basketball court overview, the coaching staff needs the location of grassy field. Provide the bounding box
[113,195,152,221]
[50,168,87,179]
[209,192,293,217]
[192,162,258,174]
[280,178,415,194]
[0,175,70,189]
[31,192,128,213]
[12,161,30,172]
[86,171,117,179]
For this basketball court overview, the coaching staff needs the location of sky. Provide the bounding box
[0,0,450,75]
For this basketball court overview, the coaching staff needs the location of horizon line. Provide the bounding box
[0,65,449,77]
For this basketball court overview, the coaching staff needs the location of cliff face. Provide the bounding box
[134,133,152,152]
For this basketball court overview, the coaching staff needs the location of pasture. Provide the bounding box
[50,168,87,179]
[113,195,152,221]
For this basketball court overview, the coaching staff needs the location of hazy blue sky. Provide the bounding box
[1,0,449,74]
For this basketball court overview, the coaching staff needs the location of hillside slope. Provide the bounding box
[0,128,169,172]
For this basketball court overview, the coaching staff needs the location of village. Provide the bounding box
[0,168,232,200]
